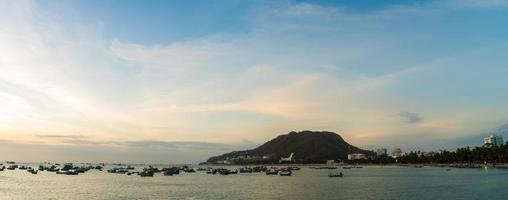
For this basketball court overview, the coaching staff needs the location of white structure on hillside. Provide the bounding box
[279,153,295,163]
[484,135,504,147]
[347,153,366,160]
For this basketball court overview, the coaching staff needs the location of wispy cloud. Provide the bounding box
[398,112,422,124]
[0,0,507,162]
[35,134,88,139]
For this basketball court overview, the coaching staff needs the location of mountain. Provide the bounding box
[206,130,374,164]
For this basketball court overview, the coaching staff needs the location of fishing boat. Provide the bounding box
[315,166,338,170]
[56,170,78,175]
[163,170,174,176]
[218,168,229,175]
[328,172,343,177]
[279,170,292,176]
[7,165,17,170]
[265,168,278,175]
[28,169,38,174]
[46,166,60,172]
[162,167,180,175]
[239,167,253,173]
[184,168,196,173]
[139,171,154,177]
[206,168,217,174]
[252,166,267,172]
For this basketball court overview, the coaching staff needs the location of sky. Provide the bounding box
[1,0,508,163]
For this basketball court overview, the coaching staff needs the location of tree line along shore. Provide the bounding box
[346,144,508,168]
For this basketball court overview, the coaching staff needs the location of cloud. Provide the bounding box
[56,138,253,151]
[110,39,234,69]
[0,0,507,162]
[447,0,508,8]
[35,134,88,139]
[0,138,257,163]
[398,112,422,124]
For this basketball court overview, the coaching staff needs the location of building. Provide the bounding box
[391,148,403,158]
[347,153,366,160]
[484,135,504,147]
[376,148,388,157]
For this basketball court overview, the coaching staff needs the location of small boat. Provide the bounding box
[239,167,253,173]
[7,165,17,170]
[446,168,452,171]
[206,168,217,174]
[28,169,38,174]
[218,168,229,175]
[252,166,267,172]
[342,166,352,169]
[265,168,278,175]
[288,166,301,170]
[163,170,175,176]
[328,172,343,177]
[315,166,338,170]
[139,171,154,177]
[46,166,59,172]
[56,170,79,175]
[184,168,196,173]
[162,167,180,176]
[279,170,292,176]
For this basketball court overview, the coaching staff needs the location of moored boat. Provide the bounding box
[265,168,278,175]
[139,171,154,177]
[279,170,292,176]
[7,165,18,170]
[28,168,38,174]
[328,172,343,177]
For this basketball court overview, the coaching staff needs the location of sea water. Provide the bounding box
[0,165,507,200]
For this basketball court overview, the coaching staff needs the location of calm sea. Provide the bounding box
[0,165,507,200]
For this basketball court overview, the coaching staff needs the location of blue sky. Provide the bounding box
[0,0,508,163]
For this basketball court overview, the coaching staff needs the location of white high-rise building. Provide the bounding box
[484,135,504,146]
[391,148,403,158]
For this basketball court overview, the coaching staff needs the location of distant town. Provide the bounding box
[209,134,507,166]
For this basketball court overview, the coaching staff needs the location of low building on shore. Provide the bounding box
[347,153,366,160]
